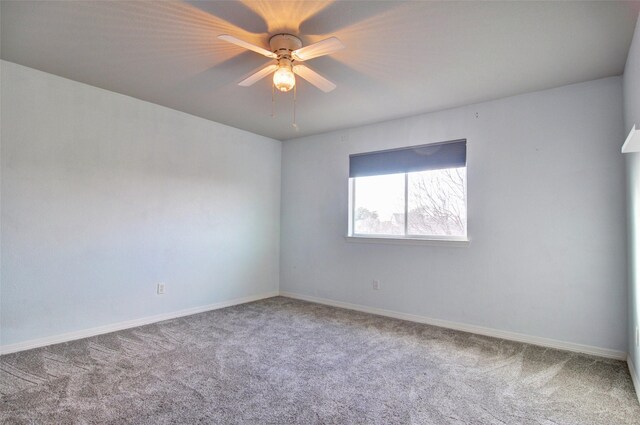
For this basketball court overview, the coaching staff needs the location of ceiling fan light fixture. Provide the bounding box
[273,64,295,92]
[219,32,342,95]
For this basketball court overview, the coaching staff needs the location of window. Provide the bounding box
[348,140,467,240]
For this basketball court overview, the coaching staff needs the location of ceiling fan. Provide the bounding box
[218,33,345,93]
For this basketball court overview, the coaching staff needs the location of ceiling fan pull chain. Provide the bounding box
[292,84,298,130]
[271,82,276,118]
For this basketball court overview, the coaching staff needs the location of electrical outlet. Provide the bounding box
[372,279,380,290]
[157,283,165,295]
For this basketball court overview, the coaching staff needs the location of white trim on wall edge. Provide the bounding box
[0,291,279,355]
[280,291,626,360]
[628,356,640,404]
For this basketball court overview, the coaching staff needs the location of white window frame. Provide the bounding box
[347,167,469,246]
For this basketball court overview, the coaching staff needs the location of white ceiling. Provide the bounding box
[2,1,639,140]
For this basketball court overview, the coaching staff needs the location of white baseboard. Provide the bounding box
[280,291,627,361]
[0,291,279,355]
[628,356,640,404]
[2,290,628,362]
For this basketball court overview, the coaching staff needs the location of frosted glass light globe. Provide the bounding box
[273,66,295,92]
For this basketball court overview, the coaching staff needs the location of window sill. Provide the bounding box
[344,235,470,247]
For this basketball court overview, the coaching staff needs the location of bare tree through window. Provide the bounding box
[407,167,466,236]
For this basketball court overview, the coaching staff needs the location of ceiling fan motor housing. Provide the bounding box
[269,34,303,60]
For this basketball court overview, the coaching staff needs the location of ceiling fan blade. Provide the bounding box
[293,64,336,92]
[292,37,345,61]
[238,64,278,87]
[218,34,276,59]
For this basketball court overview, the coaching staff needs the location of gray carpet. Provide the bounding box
[1,297,639,424]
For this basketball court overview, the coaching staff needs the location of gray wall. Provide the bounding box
[281,77,627,352]
[0,61,281,347]
[625,15,640,372]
